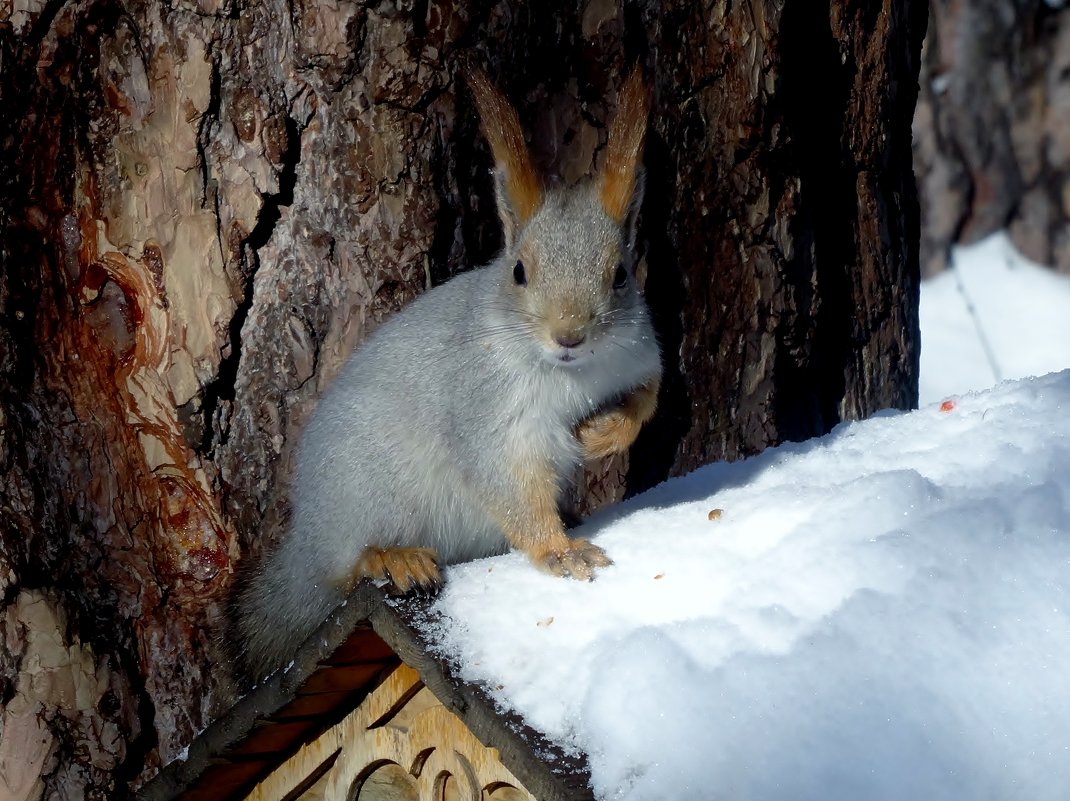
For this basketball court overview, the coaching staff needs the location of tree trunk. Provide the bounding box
[0,1,924,797]
[914,1,1070,275]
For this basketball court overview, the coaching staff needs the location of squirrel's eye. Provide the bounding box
[513,260,526,286]
[612,263,629,289]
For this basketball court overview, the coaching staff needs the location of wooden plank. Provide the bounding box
[171,762,270,801]
[298,662,388,695]
[268,691,354,721]
[225,721,318,758]
[323,628,396,665]
[276,749,340,801]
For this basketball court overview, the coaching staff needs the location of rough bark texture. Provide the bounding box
[914,1,1070,275]
[0,1,925,797]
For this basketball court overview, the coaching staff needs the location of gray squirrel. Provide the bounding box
[233,68,662,681]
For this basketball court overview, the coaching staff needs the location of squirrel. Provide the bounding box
[231,67,662,681]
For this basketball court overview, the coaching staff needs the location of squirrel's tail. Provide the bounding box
[226,539,344,685]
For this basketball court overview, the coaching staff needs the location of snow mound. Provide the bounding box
[920,232,1070,405]
[422,371,1070,801]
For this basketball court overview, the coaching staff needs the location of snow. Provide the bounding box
[920,231,1070,405]
[420,370,1070,800]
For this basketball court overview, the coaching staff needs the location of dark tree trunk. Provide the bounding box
[914,1,1070,275]
[0,2,924,797]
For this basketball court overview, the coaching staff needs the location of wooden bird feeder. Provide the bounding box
[136,585,592,801]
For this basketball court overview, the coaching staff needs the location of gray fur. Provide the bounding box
[234,178,660,681]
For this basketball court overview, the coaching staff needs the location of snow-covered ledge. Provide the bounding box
[417,370,1070,800]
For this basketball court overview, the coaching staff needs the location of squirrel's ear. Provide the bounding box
[598,67,650,225]
[467,68,543,249]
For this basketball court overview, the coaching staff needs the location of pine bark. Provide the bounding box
[914,1,1070,275]
[0,1,925,797]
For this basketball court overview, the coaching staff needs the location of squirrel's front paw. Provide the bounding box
[356,546,442,595]
[535,538,613,581]
[576,408,641,460]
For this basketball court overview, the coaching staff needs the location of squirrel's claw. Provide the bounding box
[539,538,613,581]
[357,546,442,595]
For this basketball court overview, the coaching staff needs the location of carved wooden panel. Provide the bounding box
[244,665,536,801]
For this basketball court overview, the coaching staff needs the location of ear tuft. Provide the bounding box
[467,68,544,230]
[598,67,650,224]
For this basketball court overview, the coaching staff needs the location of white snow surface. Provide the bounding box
[920,232,1070,405]
[420,371,1070,800]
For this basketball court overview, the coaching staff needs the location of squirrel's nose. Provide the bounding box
[555,332,586,348]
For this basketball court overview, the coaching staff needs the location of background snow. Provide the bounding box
[920,231,1070,404]
[414,231,1070,799]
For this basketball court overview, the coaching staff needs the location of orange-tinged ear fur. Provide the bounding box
[467,68,543,224]
[598,67,650,223]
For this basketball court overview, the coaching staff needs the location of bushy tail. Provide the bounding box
[225,540,343,685]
